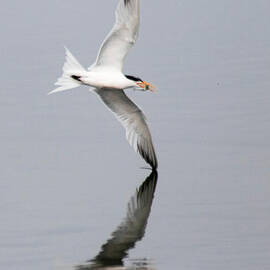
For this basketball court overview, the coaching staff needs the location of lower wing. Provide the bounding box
[94,87,158,169]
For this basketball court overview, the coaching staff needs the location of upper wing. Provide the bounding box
[94,88,158,169]
[90,0,140,71]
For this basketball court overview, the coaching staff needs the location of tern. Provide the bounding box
[49,0,158,169]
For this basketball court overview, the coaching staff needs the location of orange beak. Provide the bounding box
[136,81,156,92]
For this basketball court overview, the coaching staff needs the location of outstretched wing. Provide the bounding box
[90,0,140,71]
[94,88,158,169]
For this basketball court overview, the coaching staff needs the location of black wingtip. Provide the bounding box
[137,143,158,171]
[124,0,130,6]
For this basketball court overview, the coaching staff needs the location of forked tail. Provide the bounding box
[48,47,87,95]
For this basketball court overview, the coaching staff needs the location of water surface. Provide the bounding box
[1,1,270,269]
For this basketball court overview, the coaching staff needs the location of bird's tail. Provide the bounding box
[48,47,87,95]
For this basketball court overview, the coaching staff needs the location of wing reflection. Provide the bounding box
[76,170,158,270]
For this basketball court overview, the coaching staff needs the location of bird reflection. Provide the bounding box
[76,170,158,270]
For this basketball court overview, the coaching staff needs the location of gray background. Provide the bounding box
[1,0,270,269]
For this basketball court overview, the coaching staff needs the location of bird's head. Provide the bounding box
[125,75,156,92]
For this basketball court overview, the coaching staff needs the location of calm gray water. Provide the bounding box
[1,0,270,269]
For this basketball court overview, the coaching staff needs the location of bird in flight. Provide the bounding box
[49,0,158,169]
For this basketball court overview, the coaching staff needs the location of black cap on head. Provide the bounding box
[125,75,143,82]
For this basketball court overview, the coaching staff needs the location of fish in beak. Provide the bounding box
[136,81,156,92]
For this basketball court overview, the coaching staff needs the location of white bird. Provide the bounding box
[49,0,158,169]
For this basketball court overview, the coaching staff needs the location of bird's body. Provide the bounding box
[50,0,158,169]
[77,69,136,90]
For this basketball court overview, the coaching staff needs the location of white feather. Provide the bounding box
[95,87,158,169]
[90,0,140,71]
[49,48,87,95]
